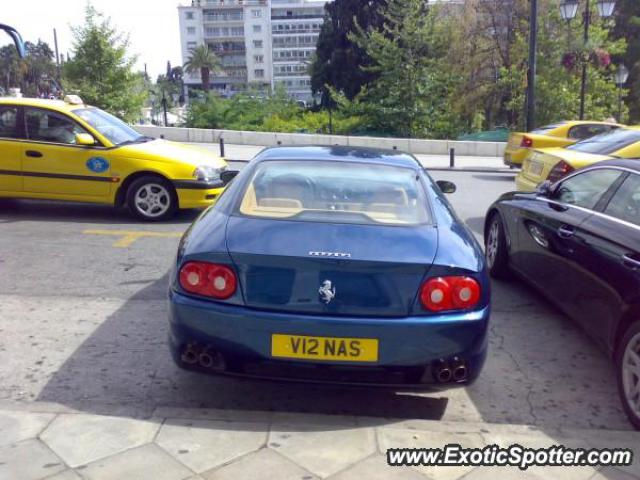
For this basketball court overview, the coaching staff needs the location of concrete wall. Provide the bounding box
[134,125,506,157]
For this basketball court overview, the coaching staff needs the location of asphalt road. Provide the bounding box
[0,169,629,432]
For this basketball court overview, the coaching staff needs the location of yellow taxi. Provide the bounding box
[0,96,228,220]
[504,120,622,167]
[516,126,640,191]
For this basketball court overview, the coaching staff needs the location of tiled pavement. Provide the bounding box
[0,405,637,480]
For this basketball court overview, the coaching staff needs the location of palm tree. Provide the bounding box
[183,45,221,93]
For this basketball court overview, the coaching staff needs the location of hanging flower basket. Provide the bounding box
[561,48,611,72]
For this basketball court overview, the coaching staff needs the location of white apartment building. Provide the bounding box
[178,0,328,102]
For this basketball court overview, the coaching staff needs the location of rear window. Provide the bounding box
[237,160,430,226]
[531,122,566,134]
[567,129,640,155]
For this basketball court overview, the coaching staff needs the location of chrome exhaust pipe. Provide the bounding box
[434,361,453,383]
[199,351,214,368]
[181,345,199,365]
[198,347,226,371]
[453,364,468,382]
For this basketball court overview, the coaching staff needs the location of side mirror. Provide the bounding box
[221,170,239,185]
[436,180,457,194]
[535,180,554,197]
[0,24,26,58]
[75,133,97,146]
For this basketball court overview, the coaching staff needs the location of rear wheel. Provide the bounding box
[616,321,640,430]
[126,175,177,221]
[485,213,510,279]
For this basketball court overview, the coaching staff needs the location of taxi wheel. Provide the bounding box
[485,213,510,279]
[616,321,640,430]
[126,176,177,221]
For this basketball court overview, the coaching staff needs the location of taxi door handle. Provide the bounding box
[26,150,43,158]
[622,254,640,270]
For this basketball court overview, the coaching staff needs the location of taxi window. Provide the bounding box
[567,124,615,140]
[237,160,430,226]
[0,105,20,139]
[25,108,87,145]
[567,129,640,155]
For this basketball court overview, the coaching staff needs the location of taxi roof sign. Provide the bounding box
[64,95,84,105]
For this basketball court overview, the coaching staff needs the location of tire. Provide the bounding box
[126,175,177,221]
[485,212,510,279]
[616,321,640,430]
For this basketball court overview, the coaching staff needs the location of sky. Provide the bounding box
[2,0,185,79]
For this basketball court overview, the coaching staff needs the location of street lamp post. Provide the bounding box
[559,0,616,120]
[615,63,629,122]
[526,0,538,132]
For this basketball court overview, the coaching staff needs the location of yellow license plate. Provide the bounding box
[271,334,378,362]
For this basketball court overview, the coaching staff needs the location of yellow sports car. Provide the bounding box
[516,126,640,191]
[504,120,621,167]
[0,96,228,220]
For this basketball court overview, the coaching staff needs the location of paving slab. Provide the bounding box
[327,455,425,480]
[202,448,317,480]
[40,414,160,467]
[0,409,55,447]
[43,470,83,480]
[155,418,267,473]
[269,423,377,478]
[0,438,66,480]
[377,428,486,480]
[589,467,640,480]
[79,444,194,480]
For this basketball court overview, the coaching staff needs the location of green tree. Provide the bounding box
[183,45,221,93]
[347,0,460,138]
[613,0,640,122]
[310,0,387,103]
[0,40,57,97]
[62,5,146,122]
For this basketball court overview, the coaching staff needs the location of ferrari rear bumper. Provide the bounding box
[168,290,490,389]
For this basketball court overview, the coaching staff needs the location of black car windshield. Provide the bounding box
[237,160,430,226]
[567,129,640,155]
[73,107,145,145]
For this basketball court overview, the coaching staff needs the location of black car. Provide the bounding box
[485,159,640,429]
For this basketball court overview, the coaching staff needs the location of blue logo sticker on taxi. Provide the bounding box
[86,157,109,173]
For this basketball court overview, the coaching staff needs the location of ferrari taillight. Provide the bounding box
[547,160,575,183]
[179,261,237,299]
[420,276,481,312]
[520,136,534,148]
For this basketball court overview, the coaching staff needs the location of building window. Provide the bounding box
[253,25,262,33]
[185,11,194,20]
[252,9,262,18]
[255,69,265,78]
[187,27,196,35]
[187,41,197,50]
[253,40,263,48]
[254,55,264,63]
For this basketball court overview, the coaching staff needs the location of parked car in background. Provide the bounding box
[504,121,622,168]
[516,127,640,192]
[0,96,229,220]
[169,146,491,389]
[485,159,640,429]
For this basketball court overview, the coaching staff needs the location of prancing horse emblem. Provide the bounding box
[319,280,336,304]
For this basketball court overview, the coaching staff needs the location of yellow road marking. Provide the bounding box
[83,229,183,248]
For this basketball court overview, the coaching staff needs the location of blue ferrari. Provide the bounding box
[168,146,490,388]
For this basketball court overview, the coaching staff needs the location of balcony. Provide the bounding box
[199,0,266,7]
